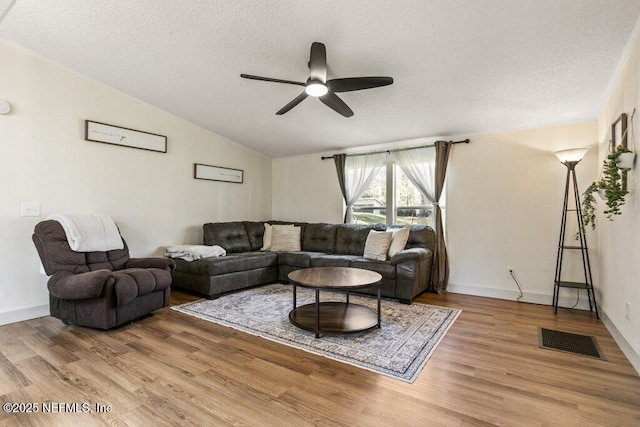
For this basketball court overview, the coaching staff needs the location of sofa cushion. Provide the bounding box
[363,230,393,261]
[113,267,171,307]
[334,224,373,255]
[203,222,251,253]
[268,221,307,246]
[277,251,324,267]
[405,226,436,251]
[175,252,278,276]
[387,227,411,257]
[350,258,397,279]
[243,221,265,251]
[33,220,131,275]
[271,225,302,251]
[311,254,361,268]
[302,223,338,253]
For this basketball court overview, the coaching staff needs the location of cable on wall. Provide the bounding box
[508,269,524,302]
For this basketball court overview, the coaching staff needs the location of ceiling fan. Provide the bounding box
[240,42,393,117]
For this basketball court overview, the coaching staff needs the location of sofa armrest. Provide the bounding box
[392,248,434,303]
[126,257,176,272]
[390,247,430,265]
[48,270,112,300]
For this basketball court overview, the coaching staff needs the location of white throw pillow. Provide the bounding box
[270,225,301,251]
[363,230,393,261]
[260,223,273,250]
[388,227,410,257]
[261,223,294,250]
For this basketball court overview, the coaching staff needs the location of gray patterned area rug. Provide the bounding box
[172,284,460,383]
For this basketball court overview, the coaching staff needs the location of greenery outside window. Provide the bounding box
[353,162,440,226]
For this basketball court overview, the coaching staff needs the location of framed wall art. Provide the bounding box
[611,113,628,149]
[194,163,243,184]
[85,120,167,153]
[611,113,630,190]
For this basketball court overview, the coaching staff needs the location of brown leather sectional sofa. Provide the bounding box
[171,221,435,304]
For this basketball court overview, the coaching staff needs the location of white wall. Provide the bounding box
[446,123,597,306]
[596,33,640,367]
[273,123,599,309]
[0,41,272,324]
[272,153,343,223]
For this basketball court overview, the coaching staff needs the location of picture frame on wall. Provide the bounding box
[611,113,629,190]
[194,163,244,184]
[611,113,628,149]
[85,120,167,153]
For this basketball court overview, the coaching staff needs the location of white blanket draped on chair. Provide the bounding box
[47,213,124,252]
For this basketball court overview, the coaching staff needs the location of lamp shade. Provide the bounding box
[553,147,590,163]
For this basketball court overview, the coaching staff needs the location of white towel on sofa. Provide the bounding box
[47,213,124,252]
[164,245,226,261]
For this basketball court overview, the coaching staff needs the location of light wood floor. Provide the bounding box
[0,290,639,426]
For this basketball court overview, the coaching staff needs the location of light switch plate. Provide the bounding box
[21,202,41,217]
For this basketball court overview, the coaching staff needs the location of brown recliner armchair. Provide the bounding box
[32,220,175,329]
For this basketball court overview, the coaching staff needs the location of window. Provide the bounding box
[394,165,433,226]
[353,166,386,224]
[352,162,437,226]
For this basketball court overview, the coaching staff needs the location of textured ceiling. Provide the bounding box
[1,1,640,158]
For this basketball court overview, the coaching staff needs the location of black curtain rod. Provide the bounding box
[320,139,470,160]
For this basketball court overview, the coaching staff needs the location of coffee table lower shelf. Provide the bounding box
[289,302,379,338]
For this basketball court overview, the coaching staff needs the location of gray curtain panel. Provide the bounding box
[432,140,452,293]
[333,154,348,223]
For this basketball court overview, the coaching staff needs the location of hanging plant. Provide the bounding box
[581,181,600,230]
[581,143,630,230]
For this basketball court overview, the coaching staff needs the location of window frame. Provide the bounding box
[352,159,443,226]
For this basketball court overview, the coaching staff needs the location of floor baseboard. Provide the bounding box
[0,304,49,326]
[599,309,640,375]
[447,283,592,311]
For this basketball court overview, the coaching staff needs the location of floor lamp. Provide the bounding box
[552,147,599,318]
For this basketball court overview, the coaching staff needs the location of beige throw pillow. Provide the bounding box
[388,227,410,257]
[270,225,301,251]
[363,230,393,261]
[260,223,273,250]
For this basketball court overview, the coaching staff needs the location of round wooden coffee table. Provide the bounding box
[287,267,383,338]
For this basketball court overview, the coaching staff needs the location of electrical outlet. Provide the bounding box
[507,267,514,278]
[625,302,631,320]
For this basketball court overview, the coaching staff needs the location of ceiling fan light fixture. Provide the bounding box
[240,42,393,116]
[305,82,328,97]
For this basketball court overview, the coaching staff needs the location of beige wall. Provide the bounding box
[446,123,597,305]
[0,41,272,324]
[273,124,599,308]
[272,153,344,223]
[273,121,598,308]
[597,33,640,362]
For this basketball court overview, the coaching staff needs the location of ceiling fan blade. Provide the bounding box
[276,92,309,115]
[240,74,305,86]
[319,92,354,117]
[327,77,394,93]
[309,42,327,83]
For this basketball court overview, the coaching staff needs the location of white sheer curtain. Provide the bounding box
[392,143,452,292]
[342,152,389,223]
[392,146,437,204]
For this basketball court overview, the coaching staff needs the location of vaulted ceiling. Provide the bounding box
[1,1,640,158]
